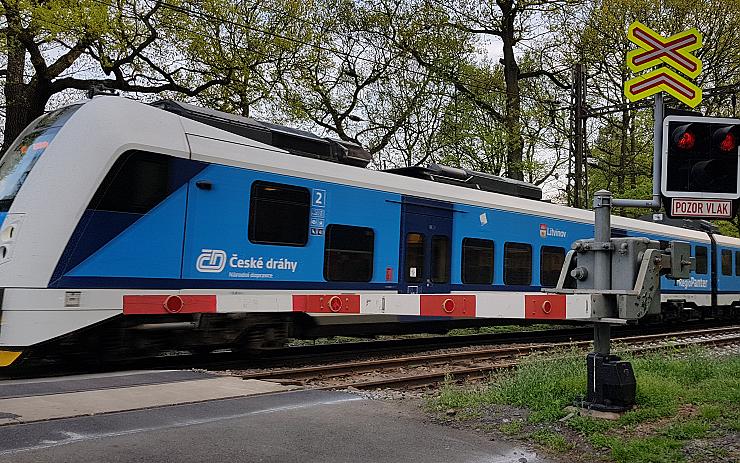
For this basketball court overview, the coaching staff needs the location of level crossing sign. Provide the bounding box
[624,22,702,107]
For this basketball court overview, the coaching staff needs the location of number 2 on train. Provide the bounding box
[313,189,326,207]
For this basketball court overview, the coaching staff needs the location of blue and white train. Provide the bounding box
[0,96,737,366]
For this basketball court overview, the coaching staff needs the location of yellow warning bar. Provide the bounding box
[624,67,702,108]
[0,350,22,367]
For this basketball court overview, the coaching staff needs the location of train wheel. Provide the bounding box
[233,323,289,353]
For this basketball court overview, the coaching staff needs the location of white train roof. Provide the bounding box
[79,97,740,245]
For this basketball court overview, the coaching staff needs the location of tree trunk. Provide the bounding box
[3,83,50,153]
[2,22,50,152]
[3,18,29,152]
[500,7,523,181]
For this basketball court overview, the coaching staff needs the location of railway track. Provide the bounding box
[5,320,737,379]
[235,325,740,390]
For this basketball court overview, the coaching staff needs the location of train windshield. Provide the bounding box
[0,104,81,212]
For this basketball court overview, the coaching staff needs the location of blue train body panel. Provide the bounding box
[621,230,713,294]
[50,152,721,299]
[717,244,740,293]
[67,186,189,279]
[56,162,402,290]
[181,165,401,287]
[449,204,583,288]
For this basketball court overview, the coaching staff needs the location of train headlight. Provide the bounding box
[0,219,21,263]
[0,225,15,242]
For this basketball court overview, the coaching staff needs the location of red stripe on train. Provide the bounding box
[419,295,476,317]
[524,294,566,319]
[123,295,217,315]
[292,294,361,313]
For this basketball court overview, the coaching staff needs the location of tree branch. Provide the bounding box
[519,69,569,89]
[46,40,92,79]
[50,75,230,96]
[104,2,162,72]
[402,43,504,121]
[14,29,48,77]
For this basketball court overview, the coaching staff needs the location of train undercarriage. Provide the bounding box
[8,302,740,370]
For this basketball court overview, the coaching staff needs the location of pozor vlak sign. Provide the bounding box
[671,199,731,218]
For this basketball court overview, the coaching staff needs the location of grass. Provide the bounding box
[446,323,569,336]
[430,347,740,462]
[608,436,685,463]
[529,429,574,452]
[288,333,431,346]
[288,324,573,346]
[499,420,524,435]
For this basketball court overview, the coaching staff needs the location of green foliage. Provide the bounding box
[491,351,584,422]
[727,413,740,431]
[698,404,722,420]
[432,349,586,421]
[430,349,740,461]
[498,420,524,435]
[567,415,615,435]
[434,377,489,410]
[446,324,560,336]
[0,0,327,147]
[662,420,710,440]
[715,219,740,238]
[4,0,740,198]
[571,0,740,210]
[608,436,685,463]
[529,429,574,452]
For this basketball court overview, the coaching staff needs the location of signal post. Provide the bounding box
[551,21,740,412]
[550,191,692,411]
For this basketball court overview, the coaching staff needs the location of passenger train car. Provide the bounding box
[0,96,737,366]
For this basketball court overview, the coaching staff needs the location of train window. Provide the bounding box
[462,238,494,284]
[324,225,374,282]
[90,151,169,214]
[736,251,740,275]
[695,246,708,274]
[405,233,424,283]
[722,250,733,276]
[0,104,82,212]
[504,242,532,286]
[431,235,450,283]
[540,246,566,288]
[248,181,310,246]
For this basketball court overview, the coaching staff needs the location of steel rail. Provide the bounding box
[242,326,740,390]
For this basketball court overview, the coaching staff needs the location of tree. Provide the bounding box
[187,0,317,117]
[277,0,460,167]
[572,0,740,204]
[0,0,306,150]
[435,57,569,188]
[398,0,573,181]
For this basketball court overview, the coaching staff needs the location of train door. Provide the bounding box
[399,196,453,294]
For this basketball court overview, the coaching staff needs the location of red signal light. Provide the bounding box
[676,131,696,150]
[719,132,737,153]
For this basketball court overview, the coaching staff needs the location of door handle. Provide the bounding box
[196,180,213,190]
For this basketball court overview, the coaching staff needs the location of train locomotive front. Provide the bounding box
[0,97,300,364]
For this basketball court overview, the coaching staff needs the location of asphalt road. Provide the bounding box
[0,389,550,463]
